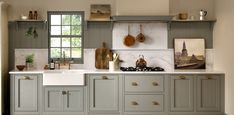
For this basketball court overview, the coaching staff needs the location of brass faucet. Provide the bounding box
[55,51,73,69]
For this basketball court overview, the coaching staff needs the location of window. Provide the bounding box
[48,11,84,63]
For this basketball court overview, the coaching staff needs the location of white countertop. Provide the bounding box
[9,69,225,75]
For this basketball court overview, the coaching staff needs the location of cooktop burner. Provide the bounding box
[120,66,164,72]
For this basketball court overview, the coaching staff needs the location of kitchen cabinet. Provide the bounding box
[196,75,221,112]
[123,75,166,114]
[170,75,194,112]
[10,74,42,115]
[44,86,84,113]
[88,74,119,113]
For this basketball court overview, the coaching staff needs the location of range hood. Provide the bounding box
[111,15,173,22]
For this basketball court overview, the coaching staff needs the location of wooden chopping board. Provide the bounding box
[95,42,112,69]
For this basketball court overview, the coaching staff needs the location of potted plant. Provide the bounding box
[25,54,34,70]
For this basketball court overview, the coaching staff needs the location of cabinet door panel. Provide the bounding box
[64,87,84,112]
[197,75,220,112]
[14,75,38,112]
[170,75,194,112]
[89,75,118,111]
[44,87,63,112]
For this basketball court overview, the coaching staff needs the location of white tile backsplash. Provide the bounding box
[15,49,214,71]
[112,23,168,49]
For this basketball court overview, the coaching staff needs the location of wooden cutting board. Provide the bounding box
[95,42,112,69]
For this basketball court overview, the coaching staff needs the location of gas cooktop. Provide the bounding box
[120,66,164,72]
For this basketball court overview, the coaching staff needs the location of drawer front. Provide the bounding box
[125,75,164,92]
[124,95,164,112]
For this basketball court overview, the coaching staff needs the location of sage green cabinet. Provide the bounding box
[10,74,42,115]
[89,74,119,112]
[197,75,221,112]
[44,87,84,113]
[170,75,194,112]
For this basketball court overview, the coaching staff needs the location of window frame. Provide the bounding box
[47,11,84,64]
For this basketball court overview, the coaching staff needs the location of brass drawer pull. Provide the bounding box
[21,76,31,80]
[132,82,138,86]
[206,76,213,80]
[102,76,108,80]
[152,101,159,105]
[131,101,138,105]
[152,82,159,86]
[179,76,186,79]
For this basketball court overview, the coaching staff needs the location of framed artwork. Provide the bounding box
[90,4,111,21]
[174,38,205,69]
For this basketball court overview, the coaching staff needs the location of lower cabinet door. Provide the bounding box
[124,95,163,112]
[44,87,64,112]
[64,87,84,112]
[170,75,194,112]
[197,75,221,112]
[14,75,38,112]
[89,74,119,111]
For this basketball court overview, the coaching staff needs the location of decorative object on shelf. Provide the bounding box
[25,53,34,70]
[174,38,205,69]
[123,25,135,47]
[90,4,111,21]
[16,65,26,71]
[199,10,207,20]
[136,24,145,42]
[34,10,38,20]
[178,13,188,20]
[25,27,38,38]
[29,11,33,20]
[20,14,28,20]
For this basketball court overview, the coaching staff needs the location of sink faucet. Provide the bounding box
[55,51,73,69]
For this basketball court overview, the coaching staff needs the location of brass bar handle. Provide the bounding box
[152,101,159,105]
[21,76,31,80]
[179,76,186,79]
[132,82,138,86]
[152,82,159,86]
[102,76,108,80]
[131,101,138,105]
[206,76,213,80]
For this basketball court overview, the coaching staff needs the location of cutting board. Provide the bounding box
[95,42,112,69]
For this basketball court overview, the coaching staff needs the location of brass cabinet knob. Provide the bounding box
[132,82,138,86]
[152,101,159,105]
[102,76,108,80]
[131,101,138,105]
[179,76,186,79]
[152,82,158,86]
[62,91,67,95]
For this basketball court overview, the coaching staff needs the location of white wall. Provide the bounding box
[170,0,214,20]
[3,0,116,20]
[116,0,169,15]
[214,0,234,114]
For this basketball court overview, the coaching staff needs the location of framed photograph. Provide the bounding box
[174,38,205,69]
[90,4,111,21]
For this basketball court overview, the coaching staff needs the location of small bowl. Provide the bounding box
[21,15,28,20]
[16,65,26,71]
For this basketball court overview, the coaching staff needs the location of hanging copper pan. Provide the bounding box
[136,24,145,42]
[123,25,135,47]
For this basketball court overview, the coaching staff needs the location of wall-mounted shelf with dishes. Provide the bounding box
[9,19,47,30]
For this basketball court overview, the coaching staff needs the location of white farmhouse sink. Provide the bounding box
[43,70,85,86]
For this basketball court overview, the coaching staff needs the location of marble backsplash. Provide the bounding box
[15,49,214,71]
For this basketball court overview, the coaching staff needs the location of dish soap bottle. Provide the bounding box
[50,59,55,70]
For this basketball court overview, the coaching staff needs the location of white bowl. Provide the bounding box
[21,15,28,20]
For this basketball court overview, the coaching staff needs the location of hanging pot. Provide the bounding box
[136,24,145,42]
[123,25,135,47]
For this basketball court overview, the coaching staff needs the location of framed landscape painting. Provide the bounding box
[90,4,111,21]
[174,38,205,69]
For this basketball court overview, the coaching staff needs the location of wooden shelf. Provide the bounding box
[171,19,216,22]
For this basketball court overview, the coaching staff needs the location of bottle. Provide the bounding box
[29,11,33,20]
[50,59,55,70]
[34,11,38,20]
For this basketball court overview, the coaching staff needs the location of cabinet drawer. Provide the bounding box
[124,75,164,92]
[124,95,163,112]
